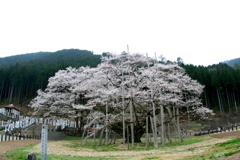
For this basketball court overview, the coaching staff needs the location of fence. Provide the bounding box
[192,126,240,136]
[0,134,40,142]
[0,116,77,133]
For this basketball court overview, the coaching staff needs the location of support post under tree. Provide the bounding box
[105,100,109,145]
[176,107,183,142]
[130,99,134,148]
[121,60,126,149]
[150,117,155,145]
[146,117,149,148]
[160,105,165,146]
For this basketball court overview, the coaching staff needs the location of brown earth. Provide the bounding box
[210,130,240,138]
[0,131,240,160]
[0,140,40,160]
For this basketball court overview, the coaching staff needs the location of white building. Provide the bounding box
[0,104,20,119]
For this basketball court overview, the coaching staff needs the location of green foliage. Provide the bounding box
[165,136,209,147]
[183,137,240,160]
[65,136,81,141]
[0,49,101,104]
[217,137,240,147]
[0,52,51,67]
[224,150,240,157]
[181,62,240,113]
[5,144,40,160]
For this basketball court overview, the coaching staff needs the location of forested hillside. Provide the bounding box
[181,63,240,114]
[0,52,51,67]
[0,49,239,116]
[0,49,101,105]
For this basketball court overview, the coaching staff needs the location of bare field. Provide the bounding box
[0,140,40,160]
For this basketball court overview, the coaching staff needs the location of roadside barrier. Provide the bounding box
[193,127,240,136]
[0,134,40,142]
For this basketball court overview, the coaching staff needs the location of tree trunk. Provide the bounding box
[133,128,144,142]
[0,81,4,101]
[232,91,238,113]
[166,123,172,143]
[130,99,134,148]
[166,106,176,142]
[204,89,209,108]
[160,105,165,146]
[75,117,83,136]
[217,89,223,114]
[226,88,231,113]
[176,107,183,142]
[109,129,113,144]
[105,102,109,145]
[17,83,22,104]
[146,117,149,148]
[105,128,111,145]
[150,116,154,143]
[94,122,96,145]
[8,85,14,103]
[98,128,104,146]
[151,102,158,148]
[127,125,129,149]
[81,117,90,145]
[81,126,87,145]
[122,122,145,143]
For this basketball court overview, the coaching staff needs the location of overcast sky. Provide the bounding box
[0,0,240,66]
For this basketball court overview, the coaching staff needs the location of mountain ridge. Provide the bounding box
[222,57,240,67]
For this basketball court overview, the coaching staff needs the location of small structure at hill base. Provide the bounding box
[0,104,20,119]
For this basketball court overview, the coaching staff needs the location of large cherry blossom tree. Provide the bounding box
[30,52,214,147]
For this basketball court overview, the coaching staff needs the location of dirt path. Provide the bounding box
[0,140,40,160]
